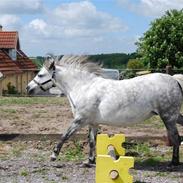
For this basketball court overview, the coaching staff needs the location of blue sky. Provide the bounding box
[0,0,183,56]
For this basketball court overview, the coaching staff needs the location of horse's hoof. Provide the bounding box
[80,160,96,168]
[50,153,57,161]
[79,163,96,168]
[50,157,56,161]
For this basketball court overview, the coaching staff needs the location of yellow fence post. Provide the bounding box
[96,134,134,183]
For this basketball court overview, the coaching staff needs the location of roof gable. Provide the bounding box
[0,50,22,75]
[0,31,20,49]
[16,50,37,70]
[0,29,37,75]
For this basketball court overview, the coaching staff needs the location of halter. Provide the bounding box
[33,67,56,92]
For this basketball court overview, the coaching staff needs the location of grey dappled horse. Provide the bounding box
[27,55,183,166]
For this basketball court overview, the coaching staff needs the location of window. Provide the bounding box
[9,49,17,61]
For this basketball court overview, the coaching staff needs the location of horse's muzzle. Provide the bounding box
[26,85,34,95]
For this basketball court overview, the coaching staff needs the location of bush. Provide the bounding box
[3,82,18,95]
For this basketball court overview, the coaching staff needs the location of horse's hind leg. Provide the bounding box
[177,114,183,126]
[161,114,181,165]
[50,118,85,161]
[83,125,98,167]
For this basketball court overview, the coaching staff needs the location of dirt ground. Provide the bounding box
[0,97,183,183]
[1,96,183,137]
[0,140,183,183]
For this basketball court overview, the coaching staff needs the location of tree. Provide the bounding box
[90,53,137,69]
[137,9,183,69]
[127,59,144,70]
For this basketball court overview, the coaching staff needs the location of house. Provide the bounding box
[0,25,37,95]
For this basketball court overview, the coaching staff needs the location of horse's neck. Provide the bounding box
[56,70,96,95]
[56,70,97,115]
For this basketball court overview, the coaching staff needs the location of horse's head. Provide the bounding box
[26,55,56,95]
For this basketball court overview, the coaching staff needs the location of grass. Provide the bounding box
[125,142,171,166]
[20,169,29,176]
[61,176,68,181]
[0,108,17,113]
[0,96,66,105]
[0,142,26,159]
[139,156,164,166]
[11,144,26,157]
[59,141,85,161]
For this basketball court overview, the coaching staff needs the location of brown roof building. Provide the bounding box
[0,25,37,95]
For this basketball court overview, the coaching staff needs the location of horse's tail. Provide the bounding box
[172,74,183,91]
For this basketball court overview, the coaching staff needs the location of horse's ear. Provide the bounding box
[49,61,55,70]
[44,54,55,70]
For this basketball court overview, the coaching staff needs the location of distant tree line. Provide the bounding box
[90,53,138,69]
[31,53,139,70]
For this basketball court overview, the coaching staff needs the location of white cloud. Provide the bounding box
[28,19,48,35]
[0,0,44,14]
[117,0,183,17]
[0,1,130,55]
[25,1,127,39]
[0,15,20,28]
[52,1,125,31]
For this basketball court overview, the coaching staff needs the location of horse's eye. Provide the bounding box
[38,74,44,78]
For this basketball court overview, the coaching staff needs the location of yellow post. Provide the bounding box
[96,134,126,156]
[96,134,134,183]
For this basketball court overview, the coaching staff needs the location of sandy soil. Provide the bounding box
[1,96,183,138]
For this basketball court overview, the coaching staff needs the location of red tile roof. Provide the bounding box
[0,31,20,49]
[16,50,37,71]
[0,30,37,75]
[0,50,22,75]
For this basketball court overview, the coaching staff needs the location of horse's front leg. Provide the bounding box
[50,118,85,161]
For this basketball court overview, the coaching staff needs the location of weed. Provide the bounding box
[49,179,57,183]
[156,172,168,177]
[62,175,68,180]
[33,168,47,175]
[140,156,163,166]
[59,141,85,161]
[34,154,47,162]
[126,142,151,157]
[20,169,29,176]
[11,145,25,157]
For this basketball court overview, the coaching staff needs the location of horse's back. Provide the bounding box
[95,73,182,125]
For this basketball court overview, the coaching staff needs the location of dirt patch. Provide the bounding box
[1,97,183,138]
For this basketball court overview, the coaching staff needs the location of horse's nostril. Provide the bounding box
[26,86,29,91]
[27,88,34,95]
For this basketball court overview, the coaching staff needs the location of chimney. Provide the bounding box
[0,25,2,31]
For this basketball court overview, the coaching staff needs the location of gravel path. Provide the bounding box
[0,140,183,183]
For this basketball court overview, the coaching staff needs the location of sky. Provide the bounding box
[0,0,183,56]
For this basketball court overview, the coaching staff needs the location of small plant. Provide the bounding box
[141,156,163,166]
[125,142,151,157]
[156,172,167,177]
[11,145,25,157]
[59,141,84,161]
[3,82,18,95]
[20,169,29,176]
[62,176,68,180]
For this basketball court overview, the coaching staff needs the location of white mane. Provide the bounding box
[45,55,102,76]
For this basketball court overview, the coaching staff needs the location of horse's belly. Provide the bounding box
[97,105,153,126]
